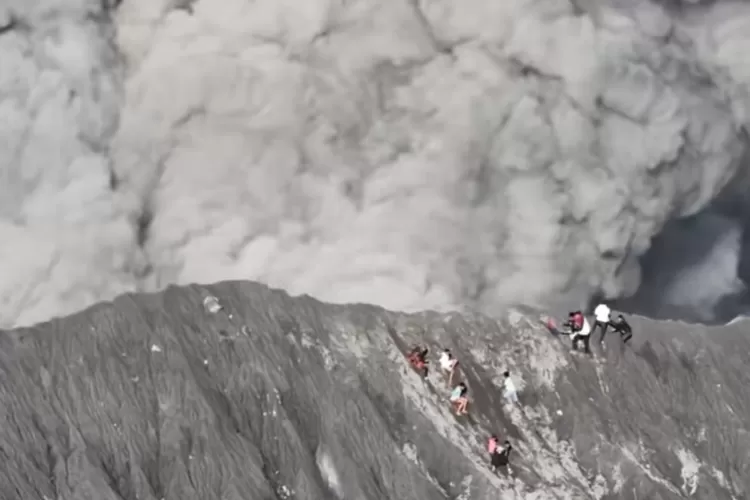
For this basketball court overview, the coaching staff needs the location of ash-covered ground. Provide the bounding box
[2,281,747,499]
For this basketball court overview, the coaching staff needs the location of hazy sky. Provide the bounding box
[1,0,750,328]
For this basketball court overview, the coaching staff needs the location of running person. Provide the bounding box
[593,303,612,346]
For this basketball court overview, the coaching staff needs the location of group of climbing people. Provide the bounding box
[407,347,467,411]
[406,345,518,471]
[407,346,519,415]
[402,303,635,473]
[560,303,633,355]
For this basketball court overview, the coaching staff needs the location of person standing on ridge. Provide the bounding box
[487,435,499,455]
[570,311,592,354]
[593,303,612,347]
[610,314,633,344]
[439,349,459,387]
[564,311,584,334]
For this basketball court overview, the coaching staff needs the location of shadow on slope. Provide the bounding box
[0,281,748,499]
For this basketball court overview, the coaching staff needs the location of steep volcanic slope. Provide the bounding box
[0,281,748,499]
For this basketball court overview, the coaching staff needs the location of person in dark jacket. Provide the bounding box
[609,314,632,344]
[490,440,513,471]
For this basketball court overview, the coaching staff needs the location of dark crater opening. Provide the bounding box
[613,181,750,325]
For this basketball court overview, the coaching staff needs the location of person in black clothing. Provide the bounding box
[490,440,513,471]
[609,314,632,344]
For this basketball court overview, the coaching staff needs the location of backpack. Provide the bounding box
[572,313,583,329]
[487,438,498,454]
[409,354,424,368]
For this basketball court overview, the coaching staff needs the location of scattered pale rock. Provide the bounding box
[203,296,222,314]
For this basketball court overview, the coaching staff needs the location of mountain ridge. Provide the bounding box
[1,280,747,499]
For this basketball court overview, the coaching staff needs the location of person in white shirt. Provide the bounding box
[502,370,519,405]
[439,349,459,386]
[570,312,592,354]
[593,303,612,346]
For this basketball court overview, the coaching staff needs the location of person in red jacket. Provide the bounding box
[407,346,429,377]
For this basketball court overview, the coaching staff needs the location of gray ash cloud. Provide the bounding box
[2,0,750,329]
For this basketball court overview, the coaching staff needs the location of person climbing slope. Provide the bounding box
[609,314,633,344]
[570,311,592,354]
[502,370,519,405]
[593,302,611,347]
[407,346,429,377]
[490,440,514,471]
[439,349,459,387]
[450,382,469,415]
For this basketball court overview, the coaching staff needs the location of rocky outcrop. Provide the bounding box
[1,281,747,499]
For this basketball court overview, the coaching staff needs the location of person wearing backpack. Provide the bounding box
[487,436,513,471]
[569,311,591,354]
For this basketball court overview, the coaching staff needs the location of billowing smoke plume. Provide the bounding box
[1,0,750,328]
